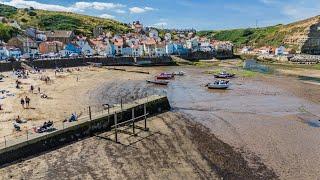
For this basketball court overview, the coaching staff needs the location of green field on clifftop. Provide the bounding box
[0,3,130,37]
[198,25,286,48]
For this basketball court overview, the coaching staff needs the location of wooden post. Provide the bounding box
[144,103,148,131]
[120,98,123,121]
[132,107,135,135]
[120,98,123,111]
[89,106,92,135]
[114,112,118,143]
[107,104,110,123]
[89,106,92,121]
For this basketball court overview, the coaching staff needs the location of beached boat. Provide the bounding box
[173,71,185,76]
[156,73,174,80]
[207,80,230,89]
[214,71,235,79]
[146,80,169,85]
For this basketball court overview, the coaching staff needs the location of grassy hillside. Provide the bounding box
[198,15,320,50]
[0,3,130,37]
[198,25,285,47]
[0,23,19,42]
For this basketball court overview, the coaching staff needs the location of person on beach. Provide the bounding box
[25,96,30,108]
[16,80,20,89]
[20,98,25,108]
[30,85,34,93]
[38,87,41,94]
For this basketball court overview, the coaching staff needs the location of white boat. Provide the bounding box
[214,71,235,78]
[207,80,230,89]
[173,71,185,76]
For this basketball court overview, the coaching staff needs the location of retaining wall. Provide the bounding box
[0,56,174,72]
[0,61,21,72]
[0,96,170,167]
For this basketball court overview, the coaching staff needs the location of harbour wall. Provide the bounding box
[0,56,174,72]
[0,96,171,167]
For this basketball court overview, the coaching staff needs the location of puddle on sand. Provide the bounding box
[306,120,320,127]
[298,76,320,83]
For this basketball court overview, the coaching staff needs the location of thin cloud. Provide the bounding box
[0,0,126,12]
[100,13,115,19]
[154,22,167,27]
[114,9,126,14]
[1,0,79,12]
[129,6,155,14]
[282,5,320,20]
[74,2,125,11]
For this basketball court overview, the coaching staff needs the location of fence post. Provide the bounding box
[89,106,92,121]
[144,103,148,131]
[89,106,92,135]
[107,104,110,124]
[132,107,135,135]
[120,98,123,121]
[114,112,118,143]
[121,98,123,111]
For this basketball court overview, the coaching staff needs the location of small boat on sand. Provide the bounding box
[146,80,169,85]
[173,71,185,76]
[207,80,230,89]
[214,71,235,79]
[156,73,174,80]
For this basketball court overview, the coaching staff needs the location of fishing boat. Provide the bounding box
[146,80,169,85]
[173,71,185,76]
[156,73,174,80]
[207,80,230,89]
[214,71,235,79]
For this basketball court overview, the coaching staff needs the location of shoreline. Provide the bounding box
[0,62,319,179]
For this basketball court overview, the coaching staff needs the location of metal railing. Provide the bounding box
[0,94,165,150]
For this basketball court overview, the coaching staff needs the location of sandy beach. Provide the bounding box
[0,60,320,179]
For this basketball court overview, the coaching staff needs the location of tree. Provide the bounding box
[28,11,37,16]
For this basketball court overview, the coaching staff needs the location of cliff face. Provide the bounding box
[283,16,320,54]
[201,15,320,55]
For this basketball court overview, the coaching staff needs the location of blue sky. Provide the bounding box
[1,0,319,30]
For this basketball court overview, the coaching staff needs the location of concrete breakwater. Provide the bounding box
[289,54,320,64]
[0,56,174,72]
[0,95,170,167]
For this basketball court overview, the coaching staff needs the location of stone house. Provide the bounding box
[45,30,75,44]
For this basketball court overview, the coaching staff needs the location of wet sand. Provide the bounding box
[0,112,277,180]
[0,61,320,179]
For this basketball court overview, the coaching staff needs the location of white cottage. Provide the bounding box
[76,36,94,56]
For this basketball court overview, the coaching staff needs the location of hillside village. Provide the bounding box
[0,17,234,61]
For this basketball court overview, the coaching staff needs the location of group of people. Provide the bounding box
[20,96,31,109]
[14,69,28,79]
[30,85,41,94]
[64,113,78,123]
[34,121,54,133]
[40,75,51,84]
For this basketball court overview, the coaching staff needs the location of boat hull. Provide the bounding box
[214,74,235,79]
[146,80,169,85]
[207,84,229,89]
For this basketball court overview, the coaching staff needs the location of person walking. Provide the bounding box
[25,96,30,108]
[30,85,34,93]
[20,98,25,109]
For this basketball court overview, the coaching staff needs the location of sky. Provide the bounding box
[0,0,319,30]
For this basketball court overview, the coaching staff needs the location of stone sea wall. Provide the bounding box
[0,96,171,167]
[0,56,174,72]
